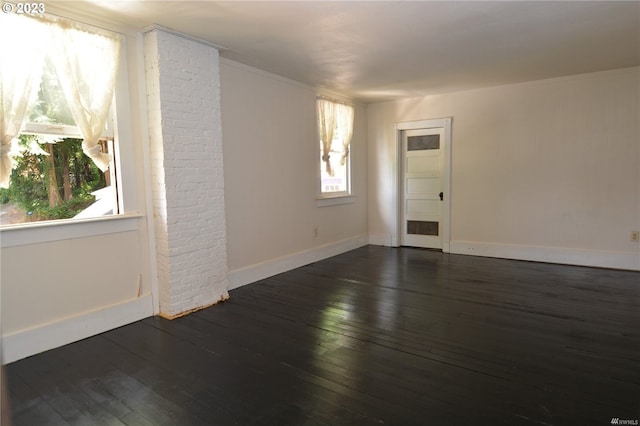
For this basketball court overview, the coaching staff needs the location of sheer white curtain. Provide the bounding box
[1,16,121,188]
[48,21,121,172]
[336,103,354,166]
[317,98,337,176]
[317,98,354,176]
[0,15,49,188]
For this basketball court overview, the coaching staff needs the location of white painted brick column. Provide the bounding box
[143,28,229,318]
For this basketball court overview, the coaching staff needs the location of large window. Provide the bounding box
[317,97,354,197]
[0,13,122,225]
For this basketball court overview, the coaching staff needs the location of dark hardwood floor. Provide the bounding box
[5,246,640,425]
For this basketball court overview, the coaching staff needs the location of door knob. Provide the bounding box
[439,192,444,201]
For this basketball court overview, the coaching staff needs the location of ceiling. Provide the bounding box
[53,1,639,103]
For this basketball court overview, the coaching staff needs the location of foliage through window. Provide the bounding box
[317,97,354,196]
[0,13,122,225]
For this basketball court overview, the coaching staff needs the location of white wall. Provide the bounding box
[220,60,368,288]
[368,67,640,270]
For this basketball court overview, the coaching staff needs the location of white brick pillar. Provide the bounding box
[143,28,229,318]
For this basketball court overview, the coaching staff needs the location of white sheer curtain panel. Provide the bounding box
[336,103,354,166]
[0,15,49,188]
[48,22,121,172]
[317,98,337,176]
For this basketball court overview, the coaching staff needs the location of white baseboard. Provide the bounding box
[368,234,390,246]
[2,295,154,364]
[227,234,369,290]
[450,240,640,270]
[368,234,396,247]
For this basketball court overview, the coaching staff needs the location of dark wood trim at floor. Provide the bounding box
[5,246,640,425]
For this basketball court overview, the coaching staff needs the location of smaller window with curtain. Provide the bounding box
[316,97,354,197]
[0,13,122,225]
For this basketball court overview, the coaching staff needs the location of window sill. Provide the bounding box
[1,213,144,248]
[316,195,356,208]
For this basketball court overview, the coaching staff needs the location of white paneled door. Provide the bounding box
[400,128,444,249]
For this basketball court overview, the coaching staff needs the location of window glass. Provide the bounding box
[408,134,440,151]
[317,98,353,196]
[0,15,120,225]
[320,133,349,193]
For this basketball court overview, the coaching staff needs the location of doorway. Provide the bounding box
[397,118,451,251]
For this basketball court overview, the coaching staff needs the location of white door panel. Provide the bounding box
[407,156,440,174]
[400,128,444,249]
[406,199,441,216]
[406,177,441,195]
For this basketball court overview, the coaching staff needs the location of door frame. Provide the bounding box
[394,117,452,252]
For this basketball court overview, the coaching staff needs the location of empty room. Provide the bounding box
[0,1,638,425]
